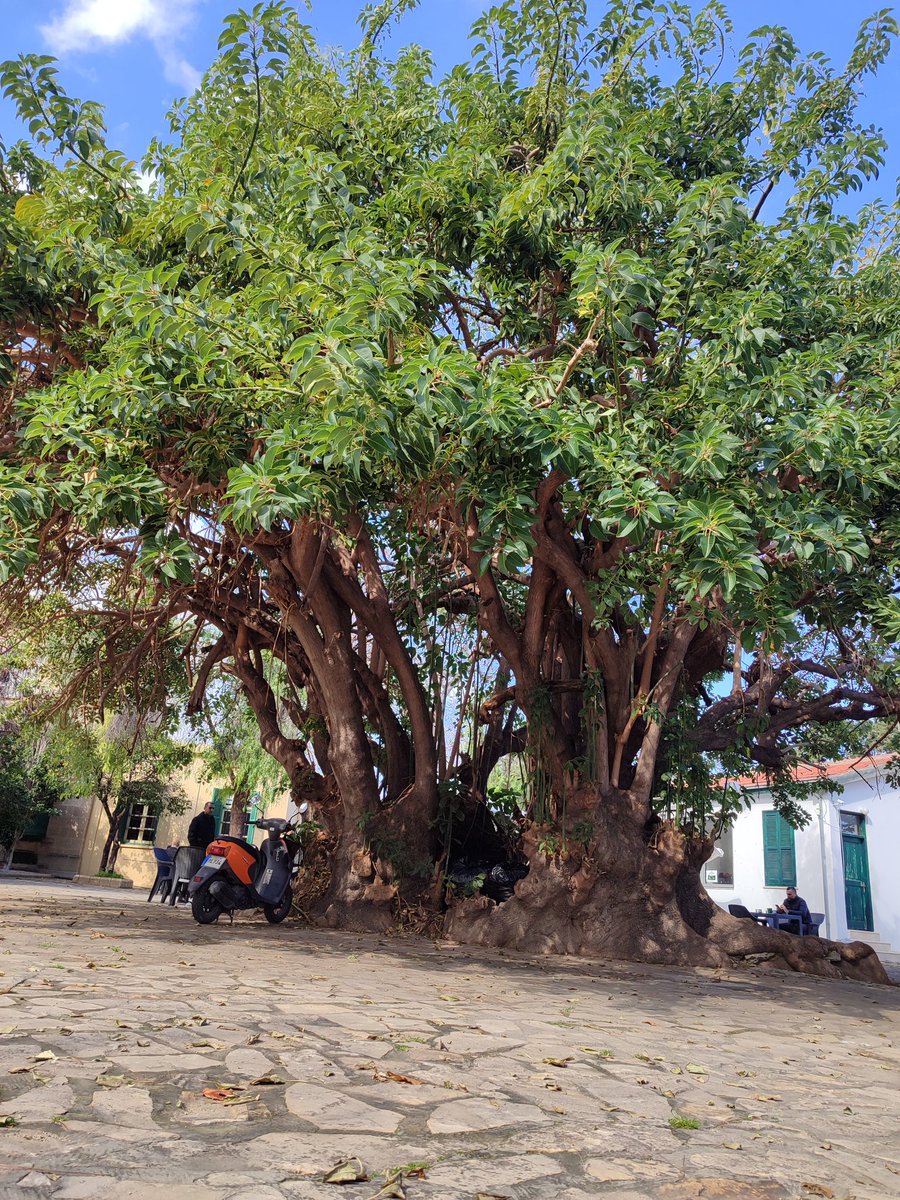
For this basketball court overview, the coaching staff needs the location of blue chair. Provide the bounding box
[148,847,175,902]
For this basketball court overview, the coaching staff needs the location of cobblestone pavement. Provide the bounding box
[0,877,897,1200]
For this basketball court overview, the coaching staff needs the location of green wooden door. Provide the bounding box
[841,814,873,932]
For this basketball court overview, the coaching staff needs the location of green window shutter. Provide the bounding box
[763,810,796,887]
[211,789,225,836]
[21,811,51,841]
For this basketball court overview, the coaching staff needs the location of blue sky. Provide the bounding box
[2,1,898,204]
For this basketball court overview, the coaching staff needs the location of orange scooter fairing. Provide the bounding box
[207,838,256,887]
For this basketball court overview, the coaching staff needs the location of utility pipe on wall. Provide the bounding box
[817,793,833,939]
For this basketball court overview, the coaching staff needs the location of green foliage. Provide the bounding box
[0,728,62,856]
[189,665,290,802]
[669,1116,700,1129]
[1,0,898,872]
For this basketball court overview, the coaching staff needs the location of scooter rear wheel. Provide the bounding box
[263,889,293,924]
[191,883,224,925]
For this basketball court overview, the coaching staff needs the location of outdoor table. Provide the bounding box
[755,911,805,934]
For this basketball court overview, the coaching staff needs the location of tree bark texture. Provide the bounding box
[444,784,889,984]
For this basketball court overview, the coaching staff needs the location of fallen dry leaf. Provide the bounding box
[323,1157,369,1185]
[383,1071,424,1086]
[753,1094,782,1102]
[95,1074,132,1088]
[801,1187,833,1198]
[250,1074,285,1086]
[542,1057,573,1068]
[367,1173,405,1199]
[32,1051,57,1062]
[685,1063,707,1075]
[202,1087,237,1102]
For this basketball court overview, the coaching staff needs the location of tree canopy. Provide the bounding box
[1,0,898,977]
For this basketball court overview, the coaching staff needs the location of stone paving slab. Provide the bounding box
[0,876,897,1200]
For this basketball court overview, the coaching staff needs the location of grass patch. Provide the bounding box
[669,1116,700,1129]
[386,1162,430,1178]
[97,869,124,879]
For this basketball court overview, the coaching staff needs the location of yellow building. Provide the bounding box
[12,759,291,889]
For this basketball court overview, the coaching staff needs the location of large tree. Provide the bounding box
[1,1,898,978]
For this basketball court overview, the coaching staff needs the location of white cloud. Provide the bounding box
[41,0,202,92]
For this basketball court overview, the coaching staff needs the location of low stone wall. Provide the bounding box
[71,875,134,889]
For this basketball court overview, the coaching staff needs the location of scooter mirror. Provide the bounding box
[296,801,310,816]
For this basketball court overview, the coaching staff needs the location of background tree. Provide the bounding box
[189,661,292,835]
[0,603,194,872]
[48,715,191,872]
[0,727,63,869]
[1,1,898,977]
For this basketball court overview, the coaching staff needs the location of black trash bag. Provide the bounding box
[447,859,528,904]
[483,862,528,902]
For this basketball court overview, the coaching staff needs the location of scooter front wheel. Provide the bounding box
[191,882,224,925]
[263,889,293,924]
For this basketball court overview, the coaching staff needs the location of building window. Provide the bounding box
[123,803,159,845]
[703,829,733,886]
[220,804,247,838]
[840,812,864,836]
[762,810,796,887]
[21,811,51,841]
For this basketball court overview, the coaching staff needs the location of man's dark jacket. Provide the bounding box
[784,894,812,931]
[187,810,216,849]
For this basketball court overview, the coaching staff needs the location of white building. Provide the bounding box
[705,754,900,964]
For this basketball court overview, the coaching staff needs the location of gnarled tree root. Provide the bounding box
[444,865,891,986]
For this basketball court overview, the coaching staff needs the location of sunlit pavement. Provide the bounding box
[0,876,897,1200]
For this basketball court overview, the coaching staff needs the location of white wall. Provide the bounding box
[705,761,899,951]
[707,801,830,932]
[835,769,900,949]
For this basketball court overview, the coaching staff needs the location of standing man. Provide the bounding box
[776,885,812,934]
[187,801,216,850]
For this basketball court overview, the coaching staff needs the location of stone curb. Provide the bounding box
[71,874,134,888]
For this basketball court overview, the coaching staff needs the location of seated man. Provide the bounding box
[776,886,812,934]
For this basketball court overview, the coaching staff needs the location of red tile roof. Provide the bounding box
[732,752,895,789]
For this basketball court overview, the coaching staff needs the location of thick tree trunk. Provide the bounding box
[444,785,889,985]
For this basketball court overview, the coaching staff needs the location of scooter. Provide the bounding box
[188,804,308,925]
